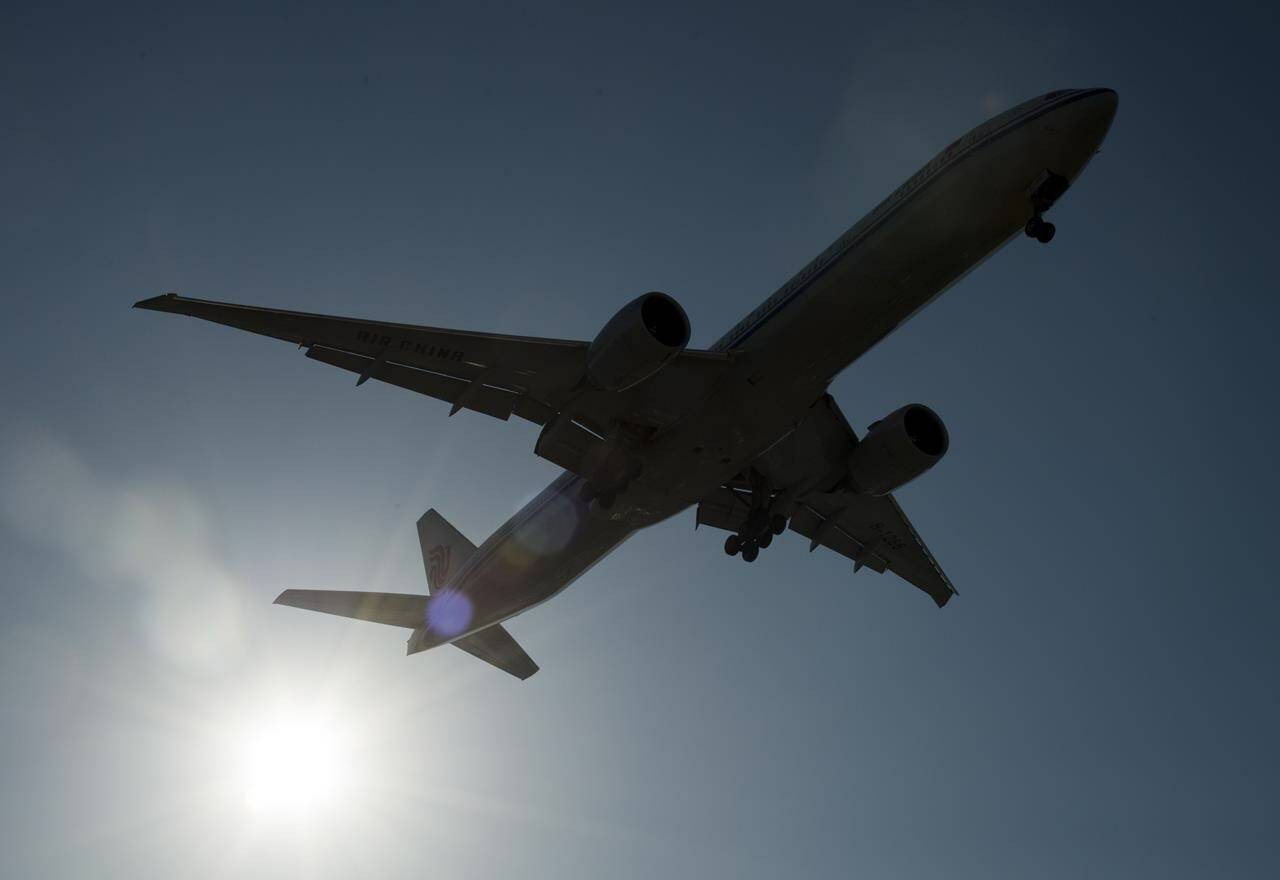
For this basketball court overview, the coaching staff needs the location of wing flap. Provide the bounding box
[793,491,955,606]
[306,345,555,423]
[134,292,587,393]
[787,503,889,572]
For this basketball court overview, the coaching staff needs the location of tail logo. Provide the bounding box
[428,543,451,587]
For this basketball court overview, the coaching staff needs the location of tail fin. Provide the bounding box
[273,508,538,679]
[417,509,477,593]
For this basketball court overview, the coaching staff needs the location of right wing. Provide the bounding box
[787,491,956,607]
[697,484,955,607]
[134,293,731,433]
[695,394,957,607]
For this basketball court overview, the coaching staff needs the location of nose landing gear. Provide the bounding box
[1025,216,1056,243]
[1024,169,1069,245]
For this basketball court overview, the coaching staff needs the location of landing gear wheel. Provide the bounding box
[757,532,773,549]
[741,542,759,563]
[724,535,742,556]
[770,514,787,535]
[1025,216,1055,244]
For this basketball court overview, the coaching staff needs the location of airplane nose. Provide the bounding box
[1051,88,1119,163]
[1078,87,1119,134]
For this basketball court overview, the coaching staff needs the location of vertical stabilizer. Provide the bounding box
[416,509,477,593]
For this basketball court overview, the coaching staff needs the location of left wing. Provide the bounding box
[134,293,731,433]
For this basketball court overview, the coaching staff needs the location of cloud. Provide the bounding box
[1,427,246,672]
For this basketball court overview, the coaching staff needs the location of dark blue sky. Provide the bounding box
[3,2,1277,877]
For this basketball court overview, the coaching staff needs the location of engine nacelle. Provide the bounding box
[586,292,690,391]
[847,404,948,496]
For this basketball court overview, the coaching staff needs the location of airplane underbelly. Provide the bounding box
[445,474,639,634]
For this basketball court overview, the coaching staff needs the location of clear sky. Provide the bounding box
[3,1,1277,877]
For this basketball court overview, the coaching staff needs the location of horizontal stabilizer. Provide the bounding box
[451,623,539,680]
[274,590,426,628]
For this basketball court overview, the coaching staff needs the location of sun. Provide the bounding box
[236,712,351,815]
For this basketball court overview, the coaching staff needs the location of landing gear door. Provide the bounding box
[1028,169,1070,214]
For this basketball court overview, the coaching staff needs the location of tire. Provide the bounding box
[1036,222,1056,244]
[725,535,742,556]
[1025,217,1043,239]
[741,543,759,563]
[758,532,773,549]
[770,514,787,535]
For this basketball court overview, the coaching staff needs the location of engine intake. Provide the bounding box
[847,404,948,496]
[586,292,690,391]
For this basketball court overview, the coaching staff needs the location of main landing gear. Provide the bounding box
[723,511,788,563]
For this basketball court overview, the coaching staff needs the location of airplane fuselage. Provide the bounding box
[425,88,1119,648]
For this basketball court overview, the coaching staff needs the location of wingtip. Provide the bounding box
[133,292,180,311]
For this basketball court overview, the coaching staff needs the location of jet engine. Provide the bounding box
[847,404,948,496]
[586,292,690,391]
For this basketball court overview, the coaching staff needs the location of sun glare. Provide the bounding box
[236,713,351,815]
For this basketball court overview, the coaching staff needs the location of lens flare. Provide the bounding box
[426,590,473,637]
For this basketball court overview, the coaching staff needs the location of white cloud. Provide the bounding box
[1,427,246,672]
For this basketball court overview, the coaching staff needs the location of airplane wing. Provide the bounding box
[695,395,957,607]
[134,293,731,433]
[788,491,955,607]
[697,484,955,607]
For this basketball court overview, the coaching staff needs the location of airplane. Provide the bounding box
[135,87,1119,680]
